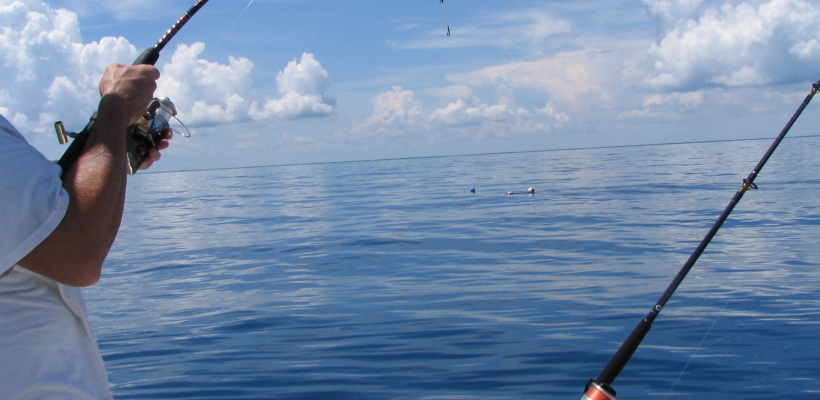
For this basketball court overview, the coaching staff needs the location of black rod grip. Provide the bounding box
[134,47,160,66]
[595,318,652,386]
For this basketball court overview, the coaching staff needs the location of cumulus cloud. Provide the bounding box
[342,87,564,140]
[0,0,135,135]
[643,91,704,109]
[644,0,820,90]
[341,48,606,140]
[537,102,571,126]
[0,0,333,140]
[249,53,336,120]
[157,42,255,124]
[428,98,532,126]
[159,47,334,123]
[643,0,706,31]
[343,86,427,137]
[618,90,705,120]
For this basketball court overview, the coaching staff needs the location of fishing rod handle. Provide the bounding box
[56,115,94,178]
[594,317,651,386]
[134,47,160,65]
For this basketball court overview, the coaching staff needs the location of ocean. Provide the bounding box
[86,137,820,399]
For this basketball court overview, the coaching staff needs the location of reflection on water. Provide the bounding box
[90,137,820,399]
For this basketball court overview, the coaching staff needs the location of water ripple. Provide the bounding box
[89,137,820,399]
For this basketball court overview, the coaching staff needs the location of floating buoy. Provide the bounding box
[528,187,535,194]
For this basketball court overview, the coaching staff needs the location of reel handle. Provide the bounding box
[56,115,95,178]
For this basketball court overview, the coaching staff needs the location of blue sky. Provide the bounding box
[2,0,820,172]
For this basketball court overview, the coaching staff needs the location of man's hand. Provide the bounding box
[98,64,172,171]
[98,63,160,125]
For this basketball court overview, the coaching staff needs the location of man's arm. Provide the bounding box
[19,64,162,287]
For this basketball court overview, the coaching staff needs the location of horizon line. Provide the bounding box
[144,134,820,175]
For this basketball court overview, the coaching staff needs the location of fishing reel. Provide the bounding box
[125,97,183,174]
[55,97,189,175]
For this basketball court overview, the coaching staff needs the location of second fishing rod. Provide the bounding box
[54,0,211,178]
[581,79,820,400]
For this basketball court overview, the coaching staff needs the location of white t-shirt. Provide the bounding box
[0,115,113,399]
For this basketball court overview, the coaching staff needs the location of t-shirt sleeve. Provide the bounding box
[0,116,69,276]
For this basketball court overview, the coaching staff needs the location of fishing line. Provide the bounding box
[223,0,257,39]
[662,292,735,400]
[238,0,257,19]
[440,0,451,36]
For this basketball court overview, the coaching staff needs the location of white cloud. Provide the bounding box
[644,0,820,90]
[537,102,571,125]
[157,42,255,124]
[644,91,704,109]
[142,46,335,124]
[342,86,427,138]
[0,0,136,136]
[342,87,563,141]
[643,0,706,31]
[249,53,336,120]
[339,46,620,141]
[617,90,705,120]
[429,98,532,126]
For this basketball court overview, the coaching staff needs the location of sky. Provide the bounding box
[2,0,820,172]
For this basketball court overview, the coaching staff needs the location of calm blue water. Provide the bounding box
[87,137,820,399]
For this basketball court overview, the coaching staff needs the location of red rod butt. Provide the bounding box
[581,382,617,400]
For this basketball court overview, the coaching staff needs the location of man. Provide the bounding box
[0,63,172,399]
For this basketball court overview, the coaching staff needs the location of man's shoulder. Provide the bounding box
[0,114,57,170]
[0,114,68,274]
[0,114,25,141]
[0,115,36,156]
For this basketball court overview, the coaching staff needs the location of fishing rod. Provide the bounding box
[581,79,820,400]
[54,0,211,177]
